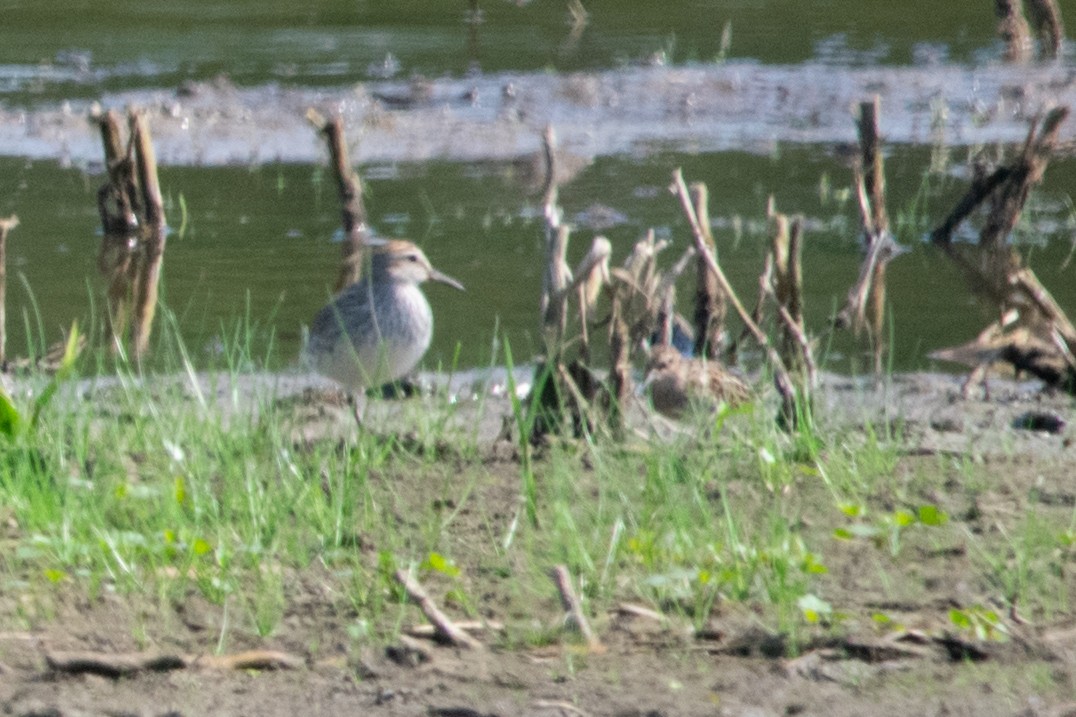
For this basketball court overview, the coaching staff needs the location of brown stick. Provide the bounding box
[607,289,631,435]
[996,0,1033,62]
[46,649,303,677]
[128,111,167,360]
[306,109,369,291]
[94,110,139,347]
[671,169,799,415]
[394,569,484,650]
[551,565,603,652]
[1025,0,1064,59]
[772,213,810,378]
[46,651,186,677]
[858,97,888,237]
[981,106,1069,248]
[690,182,725,359]
[0,215,18,365]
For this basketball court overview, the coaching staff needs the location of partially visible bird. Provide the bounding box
[303,240,464,392]
[643,345,751,419]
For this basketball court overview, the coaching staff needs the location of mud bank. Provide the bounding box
[2,61,1074,167]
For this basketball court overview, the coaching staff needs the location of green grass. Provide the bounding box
[0,312,1073,659]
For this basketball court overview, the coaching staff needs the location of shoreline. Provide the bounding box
[1,61,1073,167]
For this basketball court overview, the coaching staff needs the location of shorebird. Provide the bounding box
[304,240,463,392]
[643,344,750,419]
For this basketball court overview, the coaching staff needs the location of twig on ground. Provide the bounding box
[551,564,604,652]
[394,568,484,650]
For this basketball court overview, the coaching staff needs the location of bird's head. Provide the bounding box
[373,240,464,290]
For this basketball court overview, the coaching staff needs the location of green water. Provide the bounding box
[0,2,1073,374]
[2,145,1075,374]
[0,1,1001,104]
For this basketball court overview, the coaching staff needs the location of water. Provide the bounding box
[0,1,1003,106]
[2,144,1075,374]
[0,2,1073,375]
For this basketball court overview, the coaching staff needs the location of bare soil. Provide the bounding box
[1,369,1075,717]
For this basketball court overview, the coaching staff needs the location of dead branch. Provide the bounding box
[671,169,800,420]
[93,110,140,347]
[996,0,1034,62]
[45,649,303,677]
[1025,0,1064,59]
[195,649,304,671]
[980,106,1069,248]
[690,182,726,358]
[836,97,901,372]
[0,215,18,365]
[46,651,186,677]
[772,213,813,383]
[607,288,631,435]
[394,568,484,650]
[306,108,370,291]
[929,107,1076,392]
[128,111,167,360]
[551,565,603,652]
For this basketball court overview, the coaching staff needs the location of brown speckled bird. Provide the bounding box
[643,345,751,418]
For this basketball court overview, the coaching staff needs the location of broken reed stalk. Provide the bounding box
[306,108,370,291]
[551,565,603,652]
[394,569,484,650]
[128,111,167,360]
[93,108,167,359]
[996,0,1034,62]
[94,110,140,347]
[835,96,901,373]
[607,289,631,435]
[1025,0,1064,59]
[690,182,726,359]
[930,107,1076,391]
[0,215,17,364]
[771,212,812,383]
[671,169,800,420]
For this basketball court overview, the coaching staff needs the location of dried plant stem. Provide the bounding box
[996,0,1033,62]
[690,182,725,358]
[307,109,370,291]
[929,107,1076,392]
[671,169,799,416]
[0,215,17,365]
[129,111,167,360]
[551,565,603,652]
[394,569,484,650]
[771,212,812,383]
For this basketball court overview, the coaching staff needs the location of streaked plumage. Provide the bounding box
[644,345,750,418]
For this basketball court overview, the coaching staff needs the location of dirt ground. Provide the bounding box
[1,369,1076,717]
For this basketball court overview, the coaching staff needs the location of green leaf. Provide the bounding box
[798,593,832,624]
[0,386,24,437]
[917,504,949,526]
[949,608,971,629]
[838,503,864,518]
[892,509,916,527]
[422,552,460,577]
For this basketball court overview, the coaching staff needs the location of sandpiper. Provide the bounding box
[643,344,750,418]
[304,240,464,392]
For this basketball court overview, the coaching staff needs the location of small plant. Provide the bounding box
[833,502,949,556]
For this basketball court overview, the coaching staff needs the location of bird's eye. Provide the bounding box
[407,254,419,262]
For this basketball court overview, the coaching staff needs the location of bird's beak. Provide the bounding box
[430,269,465,291]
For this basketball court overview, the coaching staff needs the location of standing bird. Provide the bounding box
[643,345,750,419]
[304,240,464,392]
